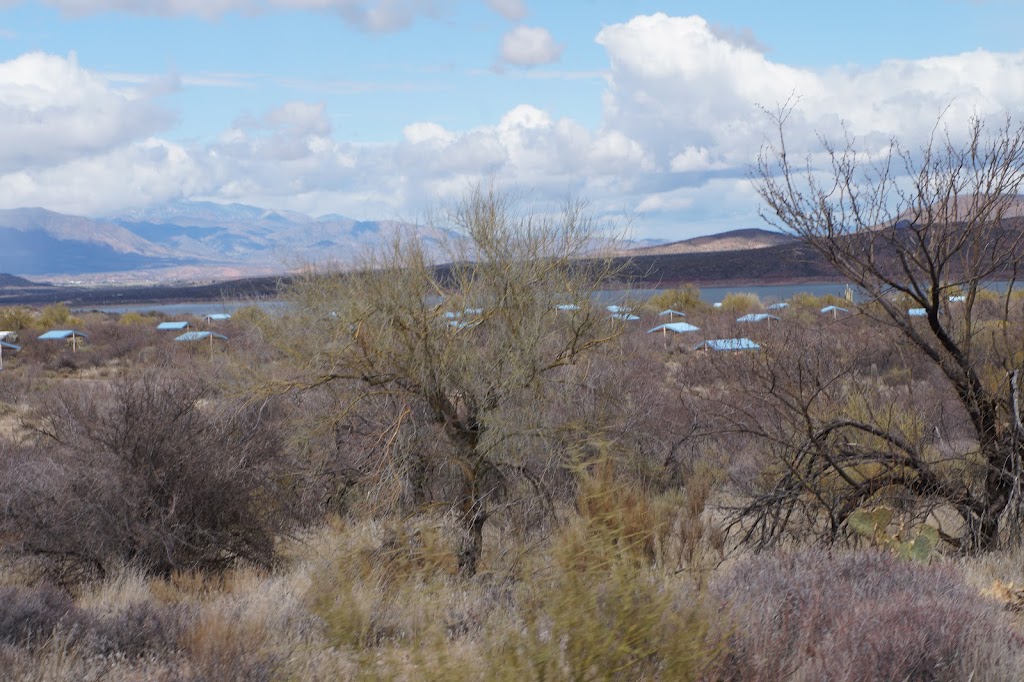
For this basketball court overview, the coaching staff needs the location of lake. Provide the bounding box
[79,283,854,316]
[597,283,854,305]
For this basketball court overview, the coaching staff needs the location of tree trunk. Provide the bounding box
[457,492,487,577]
[977,445,1015,551]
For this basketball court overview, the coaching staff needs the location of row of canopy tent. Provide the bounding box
[444,308,484,330]
[447,302,759,351]
[450,294,965,348]
[612,306,854,325]
[643,320,760,352]
[606,304,640,321]
[443,301,838,350]
[613,306,692,322]
[550,304,761,351]
[555,305,685,317]
[26,323,229,356]
[0,326,230,370]
[156,319,231,343]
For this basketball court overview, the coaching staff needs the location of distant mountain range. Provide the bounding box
[0,201,459,280]
[0,199,817,289]
[8,198,1024,307]
[0,215,841,306]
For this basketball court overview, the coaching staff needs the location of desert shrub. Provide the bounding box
[0,306,33,331]
[118,312,148,326]
[0,585,194,666]
[483,470,717,681]
[788,291,848,310]
[709,548,1020,681]
[35,303,80,330]
[88,601,190,660]
[309,518,458,653]
[718,292,761,313]
[0,363,44,404]
[307,500,718,680]
[179,607,279,682]
[52,352,77,372]
[0,585,83,648]
[0,368,301,583]
[75,319,159,366]
[230,305,270,328]
[647,284,707,313]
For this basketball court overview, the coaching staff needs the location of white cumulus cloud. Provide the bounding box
[593,13,1024,233]
[0,138,204,216]
[5,13,1024,242]
[0,52,175,175]
[499,25,563,67]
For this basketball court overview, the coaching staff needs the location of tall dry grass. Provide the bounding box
[4,510,1024,680]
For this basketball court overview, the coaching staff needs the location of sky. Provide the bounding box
[2,0,1024,240]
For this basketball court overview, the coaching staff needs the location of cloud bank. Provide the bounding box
[1,13,1023,237]
[26,0,530,30]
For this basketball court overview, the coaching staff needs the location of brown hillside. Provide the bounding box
[627,228,796,256]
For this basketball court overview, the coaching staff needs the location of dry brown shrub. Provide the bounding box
[709,548,1023,681]
[0,367,302,584]
[0,585,81,648]
[178,607,278,682]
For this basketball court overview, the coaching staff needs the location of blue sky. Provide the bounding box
[1,0,1023,240]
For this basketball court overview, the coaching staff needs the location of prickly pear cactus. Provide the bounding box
[847,506,938,563]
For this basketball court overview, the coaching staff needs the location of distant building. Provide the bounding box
[204,313,232,322]
[658,309,686,319]
[610,313,640,321]
[736,313,779,323]
[908,308,928,317]
[767,302,789,310]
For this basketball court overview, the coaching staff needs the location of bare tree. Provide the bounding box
[275,185,625,575]
[750,106,1024,551]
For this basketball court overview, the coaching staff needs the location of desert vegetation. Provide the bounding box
[4,158,1024,680]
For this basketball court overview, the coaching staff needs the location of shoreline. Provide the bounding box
[0,273,850,309]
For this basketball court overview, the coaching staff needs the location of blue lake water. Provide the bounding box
[597,283,854,305]
[79,300,288,316]
[80,283,854,316]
